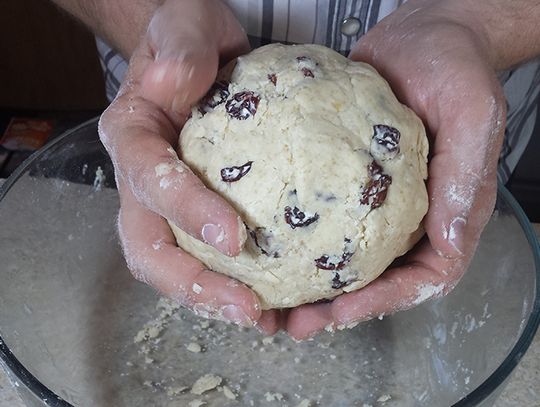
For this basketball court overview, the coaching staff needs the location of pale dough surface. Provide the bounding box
[170,44,428,309]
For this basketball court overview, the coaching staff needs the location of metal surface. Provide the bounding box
[341,17,362,36]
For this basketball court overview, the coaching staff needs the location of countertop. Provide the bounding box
[1,226,539,407]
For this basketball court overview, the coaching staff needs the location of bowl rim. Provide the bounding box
[0,117,539,407]
[453,184,540,407]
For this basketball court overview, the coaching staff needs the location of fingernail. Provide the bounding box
[292,330,320,342]
[202,223,229,255]
[447,217,467,256]
[222,305,253,327]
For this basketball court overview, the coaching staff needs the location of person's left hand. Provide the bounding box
[280,0,507,339]
[98,0,282,333]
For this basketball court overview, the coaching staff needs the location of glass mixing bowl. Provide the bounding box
[0,119,538,407]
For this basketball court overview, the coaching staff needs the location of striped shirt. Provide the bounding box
[96,0,540,184]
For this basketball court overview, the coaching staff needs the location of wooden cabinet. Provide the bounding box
[0,0,107,110]
[508,103,540,222]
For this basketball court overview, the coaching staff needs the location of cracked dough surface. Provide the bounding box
[169,44,428,309]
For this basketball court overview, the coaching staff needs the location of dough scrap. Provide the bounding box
[191,374,222,395]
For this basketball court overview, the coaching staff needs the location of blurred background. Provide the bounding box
[0,0,538,222]
[0,0,106,176]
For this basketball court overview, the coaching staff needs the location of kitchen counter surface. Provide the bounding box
[1,226,539,407]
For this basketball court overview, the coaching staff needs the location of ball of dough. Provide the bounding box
[169,44,428,309]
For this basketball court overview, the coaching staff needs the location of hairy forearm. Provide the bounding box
[439,0,540,70]
[51,0,165,58]
[474,0,540,70]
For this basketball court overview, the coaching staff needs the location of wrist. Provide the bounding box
[400,0,495,67]
[51,0,165,58]
[430,0,540,70]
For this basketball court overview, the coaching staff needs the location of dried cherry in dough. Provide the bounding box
[360,161,392,209]
[249,227,280,258]
[296,55,317,78]
[301,68,314,78]
[198,81,229,115]
[371,124,401,159]
[268,73,277,86]
[220,161,253,182]
[314,251,354,271]
[331,273,348,289]
[226,91,260,120]
[284,206,319,229]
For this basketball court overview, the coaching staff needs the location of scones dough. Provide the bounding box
[169,44,428,309]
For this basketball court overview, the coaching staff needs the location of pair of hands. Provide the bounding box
[99,0,506,340]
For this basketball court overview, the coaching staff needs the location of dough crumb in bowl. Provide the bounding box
[129,298,336,405]
[264,391,284,401]
[221,385,237,400]
[191,374,222,395]
[377,394,392,403]
[168,43,428,308]
[186,342,202,353]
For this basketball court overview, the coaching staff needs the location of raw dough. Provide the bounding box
[169,44,428,309]
[191,374,222,395]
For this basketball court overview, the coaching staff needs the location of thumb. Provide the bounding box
[140,0,249,125]
[425,73,506,260]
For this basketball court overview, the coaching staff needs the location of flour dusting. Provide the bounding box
[413,283,445,306]
[93,166,106,191]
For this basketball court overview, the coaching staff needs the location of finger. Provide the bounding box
[140,0,250,123]
[147,0,250,62]
[352,40,506,260]
[255,310,282,336]
[332,242,465,322]
[286,240,467,340]
[424,69,506,259]
[286,303,334,341]
[99,97,246,256]
[117,179,261,326]
[141,53,218,121]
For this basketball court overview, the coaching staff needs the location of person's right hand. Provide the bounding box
[281,0,508,340]
[98,0,280,333]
